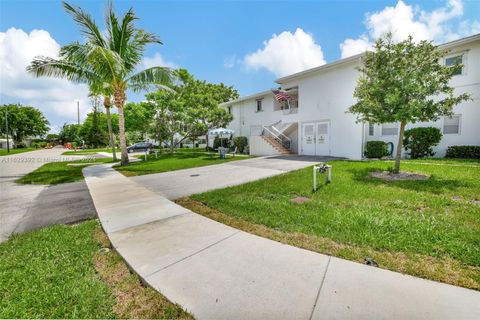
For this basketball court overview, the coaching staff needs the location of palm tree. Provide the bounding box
[27,1,171,165]
[27,53,119,159]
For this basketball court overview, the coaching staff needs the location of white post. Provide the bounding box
[327,166,332,183]
[313,165,317,192]
[145,150,148,161]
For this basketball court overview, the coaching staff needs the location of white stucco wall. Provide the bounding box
[249,136,281,156]
[280,60,363,159]
[364,40,480,158]
[224,36,480,160]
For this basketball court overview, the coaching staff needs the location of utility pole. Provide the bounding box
[5,105,9,153]
[77,100,80,125]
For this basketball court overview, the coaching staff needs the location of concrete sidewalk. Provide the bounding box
[83,163,480,320]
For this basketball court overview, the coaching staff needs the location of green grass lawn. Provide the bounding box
[16,158,112,185]
[0,220,192,319]
[0,148,35,156]
[184,159,480,289]
[115,149,250,177]
[62,147,120,155]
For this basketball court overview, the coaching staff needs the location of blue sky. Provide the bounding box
[1,0,479,131]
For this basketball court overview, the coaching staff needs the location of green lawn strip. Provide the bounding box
[0,221,114,318]
[115,150,250,177]
[0,220,192,319]
[0,148,35,156]
[62,147,121,155]
[188,159,480,288]
[16,158,112,185]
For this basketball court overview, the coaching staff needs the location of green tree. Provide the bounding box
[27,1,171,165]
[58,123,81,144]
[0,104,49,145]
[78,105,107,147]
[349,34,470,173]
[143,69,237,152]
[143,90,186,153]
[172,69,237,149]
[124,102,155,138]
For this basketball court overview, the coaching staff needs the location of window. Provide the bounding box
[256,99,263,112]
[227,106,232,114]
[444,115,461,134]
[445,54,463,75]
[382,123,398,136]
[368,123,374,136]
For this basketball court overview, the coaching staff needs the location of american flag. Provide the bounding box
[271,89,291,102]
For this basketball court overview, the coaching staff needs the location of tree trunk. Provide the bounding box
[104,97,117,161]
[205,134,209,151]
[394,121,406,174]
[114,89,128,166]
[170,135,174,153]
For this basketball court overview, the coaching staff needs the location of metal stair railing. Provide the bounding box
[262,125,291,151]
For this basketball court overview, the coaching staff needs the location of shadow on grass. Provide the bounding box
[348,167,471,194]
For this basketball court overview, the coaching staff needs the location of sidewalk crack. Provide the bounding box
[145,230,242,278]
[309,256,331,320]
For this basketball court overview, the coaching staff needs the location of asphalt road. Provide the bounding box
[0,148,98,242]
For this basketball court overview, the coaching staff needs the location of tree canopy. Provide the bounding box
[0,104,50,145]
[349,34,470,173]
[140,69,237,151]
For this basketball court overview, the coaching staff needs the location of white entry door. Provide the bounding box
[302,123,316,155]
[302,121,330,155]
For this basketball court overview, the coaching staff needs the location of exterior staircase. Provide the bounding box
[261,133,291,154]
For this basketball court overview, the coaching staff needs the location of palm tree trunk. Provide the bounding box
[114,89,129,166]
[104,96,117,161]
[394,121,406,174]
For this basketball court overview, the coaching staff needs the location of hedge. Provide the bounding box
[364,141,389,158]
[445,146,480,159]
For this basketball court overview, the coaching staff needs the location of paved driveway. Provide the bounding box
[0,148,97,242]
[132,155,335,200]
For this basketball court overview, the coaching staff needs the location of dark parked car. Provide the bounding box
[127,142,154,153]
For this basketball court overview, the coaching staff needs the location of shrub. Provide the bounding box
[31,141,47,149]
[213,137,231,149]
[364,141,389,158]
[403,127,442,159]
[233,136,248,153]
[446,146,480,159]
[16,142,27,149]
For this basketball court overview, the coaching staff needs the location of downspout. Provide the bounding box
[360,122,365,159]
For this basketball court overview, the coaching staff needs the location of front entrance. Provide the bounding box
[301,121,330,156]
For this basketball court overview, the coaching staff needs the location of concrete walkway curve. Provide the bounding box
[83,163,480,320]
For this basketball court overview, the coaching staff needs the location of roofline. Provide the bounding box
[276,33,480,84]
[223,33,480,105]
[437,32,480,50]
[219,90,273,106]
[275,53,363,84]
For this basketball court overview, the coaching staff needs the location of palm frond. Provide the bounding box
[62,1,106,47]
[86,45,126,82]
[26,56,94,83]
[127,66,172,92]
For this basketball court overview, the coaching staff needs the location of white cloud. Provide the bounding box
[223,55,237,69]
[0,28,90,130]
[141,52,178,70]
[339,36,372,59]
[340,0,480,58]
[244,28,326,77]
